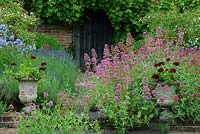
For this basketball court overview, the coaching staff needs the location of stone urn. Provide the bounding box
[154,83,177,120]
[18,78,38,112]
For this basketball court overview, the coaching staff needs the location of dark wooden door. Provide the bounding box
[73,11,113,71]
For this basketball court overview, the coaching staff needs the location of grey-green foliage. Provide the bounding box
[34,51,78,101]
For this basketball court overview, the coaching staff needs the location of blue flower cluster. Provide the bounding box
[0,24,34,51]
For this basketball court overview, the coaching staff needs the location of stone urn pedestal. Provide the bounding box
[18,78,38,113]
[154,83,177,120]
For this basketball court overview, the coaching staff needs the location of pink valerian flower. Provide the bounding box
[173,95,179,103]
[27,104,35,113]
[115,96,120,102]
[58,91,66,101]
[9,104,14,111]
[159,96,167,103]
[47,100,53,106]
[143,86,150,93]
[144,95,152,100]
[13,121,19,127]
[156,27,163,36]
[103,44,111,59]
[43,92,49,97]
[114,84,121,95]
[126,32,132,46]
[196,93,200,97]
[156,36,163,47]
[152,90,157,97]
[177,27,184,41]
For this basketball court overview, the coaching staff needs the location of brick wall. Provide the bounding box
[33,23,73,48]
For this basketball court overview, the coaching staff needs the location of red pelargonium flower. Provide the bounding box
[158,62,165,66]
[41,62,47,66]
[158,68,164,72]
[154,63,159,67]
[170,68,176,73]
[152,74,159,79]
[166,58,170,62]
[30,55,36,59]
[173,61,179,66]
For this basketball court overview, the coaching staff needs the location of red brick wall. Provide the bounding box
[33,23,72,48]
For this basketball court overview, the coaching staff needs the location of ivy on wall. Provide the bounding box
[24,0,200,42]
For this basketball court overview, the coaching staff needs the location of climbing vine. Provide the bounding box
[24,0,200,42]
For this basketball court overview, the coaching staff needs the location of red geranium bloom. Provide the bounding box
[154,63,159,67]
[158,68,164,72]
[170,68,176,73]
[173,61,179,66]
[41,62,47,66]
[166,58,170,62]
[30,55,36,59]
[39,66,46,71]
[158,62,165,66]
[152,74,159,79]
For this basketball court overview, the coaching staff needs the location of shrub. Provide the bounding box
[81,29,200,133]
[34,32,63,50]
[0,0,38,46]
[142,7,200,48]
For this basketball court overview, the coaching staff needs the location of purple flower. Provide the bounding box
[115,96,120,102]
[43,92,49,97]
[152,90,157,97]
[143,86,150,93]
[47,100,53,106]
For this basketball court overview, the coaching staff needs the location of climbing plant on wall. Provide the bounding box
[23,0,200,43]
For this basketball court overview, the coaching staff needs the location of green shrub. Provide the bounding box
[34,32,63,50]
[143,7,200,47]
[0,0,38,46]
